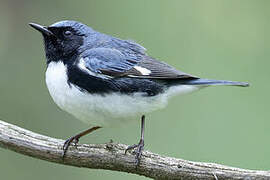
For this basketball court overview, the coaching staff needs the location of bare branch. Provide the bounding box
[0,120,269,179]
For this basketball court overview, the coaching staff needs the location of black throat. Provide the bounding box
[43,34,84,64]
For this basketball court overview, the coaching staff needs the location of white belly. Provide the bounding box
[45,61,199,127]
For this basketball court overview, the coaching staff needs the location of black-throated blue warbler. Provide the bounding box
[29,20,249,165]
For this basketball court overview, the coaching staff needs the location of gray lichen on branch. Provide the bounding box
[0,120,269,179]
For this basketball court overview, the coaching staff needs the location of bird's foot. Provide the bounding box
[125,139,144,166]
[61,126,101,159]
[62,136,80,158]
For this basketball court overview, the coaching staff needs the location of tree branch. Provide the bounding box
[0,120,269,179]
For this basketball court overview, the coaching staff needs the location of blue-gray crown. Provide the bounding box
[49,20,95,36]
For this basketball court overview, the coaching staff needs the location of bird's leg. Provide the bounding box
[125,115,145,166]
[62,126,101,158]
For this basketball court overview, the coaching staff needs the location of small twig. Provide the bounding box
[0,119,269,179]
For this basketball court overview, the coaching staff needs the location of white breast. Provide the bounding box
[45,61,199,127]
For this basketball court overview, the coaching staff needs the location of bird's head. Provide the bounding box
[29,20,97,63]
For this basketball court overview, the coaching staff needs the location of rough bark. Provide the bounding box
[0,120,269,179]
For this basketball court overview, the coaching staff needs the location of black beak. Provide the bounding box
[29,23,54,36]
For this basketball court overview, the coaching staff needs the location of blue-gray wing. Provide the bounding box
[79,47,197,79]
[80,48,141,77]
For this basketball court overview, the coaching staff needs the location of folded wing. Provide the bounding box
[79,47,198,80]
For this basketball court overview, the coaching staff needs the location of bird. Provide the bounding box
[29,20,249,165]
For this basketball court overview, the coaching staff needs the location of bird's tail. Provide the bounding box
[179,78,249,87]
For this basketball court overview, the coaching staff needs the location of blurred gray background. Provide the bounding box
[0,0,269,179]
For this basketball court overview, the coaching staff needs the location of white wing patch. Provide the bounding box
[45,61,201,127]
[134,65,151,75]
[78,58,94,75]
[45,61,168,127]
[78,58,112,79]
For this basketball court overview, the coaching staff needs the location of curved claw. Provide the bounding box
[125,144,138,154]
[61,126,101,159]
[125,139,144,166]
[62,136,79,159]
[135,142,144,165]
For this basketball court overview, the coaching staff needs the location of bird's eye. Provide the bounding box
[63,30,72,37]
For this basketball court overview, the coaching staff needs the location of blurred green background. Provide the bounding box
[0,0,269,179]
